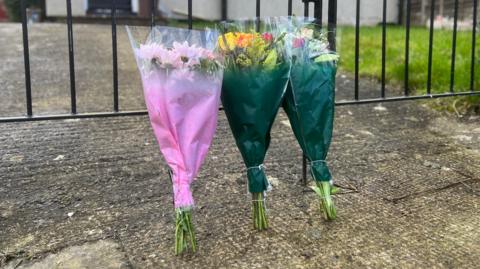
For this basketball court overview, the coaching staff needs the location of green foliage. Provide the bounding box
[263,50,278,70]
[337,26,480,113]
[196,58,221,75]
[4,0,37,22]
[235,53,253,68]
[245,36,268,64]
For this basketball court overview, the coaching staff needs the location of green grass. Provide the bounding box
[337,26,480,113]
[166,19,216,30]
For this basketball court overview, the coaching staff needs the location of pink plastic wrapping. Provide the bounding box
[127,26,223,209]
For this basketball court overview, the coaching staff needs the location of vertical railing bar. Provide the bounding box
[151,0,156,28]
[288,0,293,16]
[327,0,337,51]
[256,0,260,17]
[188,0,193,29]
[301,0,312,185]
[221,0,227,21]
[256,0,260,31]
[470,0,478,92]
[66,0,76,114]
[302,155,307,185]
[449,0,459,93]
[111,0,119,112]
[21,0,32,117]
[426,0,435,95]
[381,0,387,98]
[404,0,411,96]
[354,0,360,100]
[304,0,309,17]
[314,0,323,28]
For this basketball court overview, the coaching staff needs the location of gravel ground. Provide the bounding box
[1,23,480,269]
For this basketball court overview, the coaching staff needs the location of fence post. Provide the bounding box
[187,0,192,29]
[327,0,337,51]
[314,0,323,27]
[471,0,478,92]
[150,0,156,28]
[66,0,77,114]
[111,0,119,112]
[221,0,227,20]
[21,0,32,117]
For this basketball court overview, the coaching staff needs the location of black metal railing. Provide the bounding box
[2,0,479,185]
[0,0,479,122]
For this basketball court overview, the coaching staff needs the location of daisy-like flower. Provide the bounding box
[157,48,182,68]
[137,43,165,61]
[173,41,202,66]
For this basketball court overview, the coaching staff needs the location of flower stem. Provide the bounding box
[252,192,268,230]
[315,181,337,220]
[174,208,197,255]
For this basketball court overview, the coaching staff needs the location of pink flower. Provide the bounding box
[173,41,196,58]
[137,43,165,60]
[158,48,182,68]
[292,37,305,48]
[173,41,208,67]
[262,32,273,43]
[199,48,217,60]
[139,41,217,69]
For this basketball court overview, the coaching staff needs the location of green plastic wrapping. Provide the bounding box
[281,17,338,182]
[283,61,336,182]
[222,64,290,192]
[219,19,290,193]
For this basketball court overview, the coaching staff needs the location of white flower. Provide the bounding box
[300,28,314,39]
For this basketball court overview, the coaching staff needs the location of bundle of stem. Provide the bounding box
[311,181,337,220]
[252,192,268,230]
[174,209,196,255]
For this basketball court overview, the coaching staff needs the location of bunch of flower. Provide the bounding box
[128,26,224,255]
[288,26,339,63]
[218,25,290,232]
[281,19,339,221]
[137,41,221,74]
[217,31,285,69]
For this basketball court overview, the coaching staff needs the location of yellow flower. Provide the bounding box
[218,32,238,51]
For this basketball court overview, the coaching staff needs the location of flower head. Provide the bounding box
[218,32,238,51]
[292,37,305,48]
[236,33,259,48]
[157,48,182,68]
[261,32,273,43]
[173,41,199,59]
[199,48,217,61]
[137,43,165,60]
[300,28,314,39]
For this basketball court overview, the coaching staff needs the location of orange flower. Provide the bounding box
[236,33,258,48]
